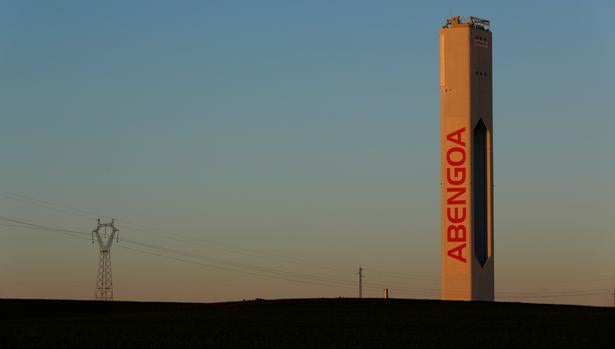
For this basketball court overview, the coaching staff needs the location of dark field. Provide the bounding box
[0,298,613,348]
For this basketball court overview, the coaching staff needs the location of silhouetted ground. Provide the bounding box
[0,298,612,348]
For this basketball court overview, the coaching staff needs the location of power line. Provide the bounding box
[0,191,97,221]
[0,222,360,293]
[496,288,612,296]
[497,291,607,299]
[0,216,90,239]
[2,191,612,293]
[0,191,355,274]
[1,214,612,304]
[1,217,439,296]
[497,277,615,285]
[361,267,436,281]
[119,237,358,289]
[0,216,361,292]
[2,216,608,301]
[116,244,359,292]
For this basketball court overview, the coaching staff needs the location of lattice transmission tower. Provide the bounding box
[91,219,119,301]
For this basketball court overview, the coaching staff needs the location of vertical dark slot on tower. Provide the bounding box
[473,120,488,267]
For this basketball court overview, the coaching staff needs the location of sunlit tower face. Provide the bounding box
[439,16,494,301]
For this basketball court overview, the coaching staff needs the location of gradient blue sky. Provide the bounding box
[1,0,614,306]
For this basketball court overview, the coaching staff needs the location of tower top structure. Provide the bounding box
[442,16,490,31]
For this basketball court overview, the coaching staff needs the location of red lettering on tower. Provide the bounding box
[445,127,467,263]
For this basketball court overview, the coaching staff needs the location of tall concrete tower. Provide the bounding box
[439,16,494,301]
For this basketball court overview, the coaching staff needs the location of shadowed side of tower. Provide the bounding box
[440,16,494,301]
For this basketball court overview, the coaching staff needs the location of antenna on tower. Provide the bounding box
[91,219,119,301]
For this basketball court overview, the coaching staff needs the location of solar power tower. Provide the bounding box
[439,16,494,301]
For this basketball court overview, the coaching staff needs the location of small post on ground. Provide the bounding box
[358,267,363,299]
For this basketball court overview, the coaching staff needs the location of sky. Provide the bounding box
[0,0,614,306]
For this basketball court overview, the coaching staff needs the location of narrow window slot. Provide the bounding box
[473,120,488,267]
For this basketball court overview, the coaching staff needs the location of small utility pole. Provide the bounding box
[358,267,363,299]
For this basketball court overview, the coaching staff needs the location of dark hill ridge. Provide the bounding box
[0,298,612,348]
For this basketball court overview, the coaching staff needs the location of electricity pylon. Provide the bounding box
[92,219,119,301]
